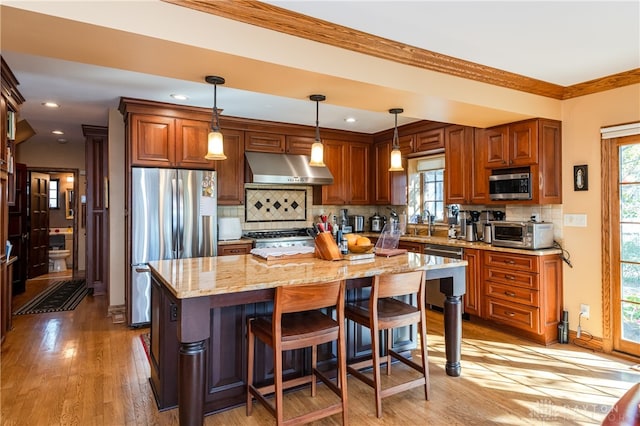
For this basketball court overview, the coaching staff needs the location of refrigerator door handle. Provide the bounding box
[171,177,179,258]
[177,177,184,258]
[135,267,150,273]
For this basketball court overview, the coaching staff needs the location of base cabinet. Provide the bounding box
[150,276,416,414]
[463,249,482,317]
[482,251,562,344]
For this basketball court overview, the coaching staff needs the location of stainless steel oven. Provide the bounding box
[242,228,314,249]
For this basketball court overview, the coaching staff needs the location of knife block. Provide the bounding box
[314,233,342,261]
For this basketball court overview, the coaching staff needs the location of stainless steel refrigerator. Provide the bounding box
[130,168,217,326]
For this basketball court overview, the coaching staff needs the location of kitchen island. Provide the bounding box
[148,252,466,426]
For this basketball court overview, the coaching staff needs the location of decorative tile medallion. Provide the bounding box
[245,188,307,222]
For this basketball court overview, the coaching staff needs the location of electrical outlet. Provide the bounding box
[580,304,590,319]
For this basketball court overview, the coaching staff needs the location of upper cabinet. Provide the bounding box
[285,135,315,155]
[372,139,407,206]
[444,125,476,204]
[244,132,285,153]
[485,119,538,167]
[483,118,562,204]
[121,99,215,170]
[371,123,447,205]
[414,128,445,153]
[313,139,371,205]
[216,128,245,205]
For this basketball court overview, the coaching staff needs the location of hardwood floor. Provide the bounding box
[2,274,640,425]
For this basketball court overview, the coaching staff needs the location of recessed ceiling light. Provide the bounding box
[171,94,189,101]
[345,117,357,123]
[52,130,64,135]
[42,101,60,108]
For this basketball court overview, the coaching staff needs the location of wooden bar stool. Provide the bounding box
[246,280,348,425]
[345,270,429,418]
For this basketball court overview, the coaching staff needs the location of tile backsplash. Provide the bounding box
[218,185,564,241]
[245,188,307,222]
[505,204,564,242]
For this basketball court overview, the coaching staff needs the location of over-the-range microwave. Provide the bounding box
[489,172,532,200]
[491,221,554,250]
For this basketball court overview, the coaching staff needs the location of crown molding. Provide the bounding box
[164,0,639,100]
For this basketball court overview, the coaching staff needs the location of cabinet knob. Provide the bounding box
[504,291,516,297]
[504,311,516,317]
[505,275,515,280]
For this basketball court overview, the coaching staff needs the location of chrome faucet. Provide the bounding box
[423,209,432,237]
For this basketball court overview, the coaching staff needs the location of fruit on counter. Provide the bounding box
[356,237,371,246]
[346,233,359,246]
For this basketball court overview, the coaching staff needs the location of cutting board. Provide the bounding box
[375,248,408,257]
[342,252,375,261]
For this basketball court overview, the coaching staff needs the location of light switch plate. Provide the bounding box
[564,214,587,227]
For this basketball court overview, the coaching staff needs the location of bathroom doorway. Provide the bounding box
[26,167,79,279]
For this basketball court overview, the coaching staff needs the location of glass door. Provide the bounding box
[614,139,640,354]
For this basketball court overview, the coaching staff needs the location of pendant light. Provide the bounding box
[388,108,404,171]
[204,75,226,160]
[309,94,326,167]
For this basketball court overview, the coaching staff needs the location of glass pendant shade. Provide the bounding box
[205,130,226,160]
[389,147,403,171]
[388,107,404,172]
[309,141,325,167]
[309,94,326,167]
[204,75,226,161]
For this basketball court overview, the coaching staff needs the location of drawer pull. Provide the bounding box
[504,311,516,317]
[505,260,516,265]
[505,275,515,280]
[504,291,516,297]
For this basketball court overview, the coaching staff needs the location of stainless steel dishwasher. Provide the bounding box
[424,243,464,310]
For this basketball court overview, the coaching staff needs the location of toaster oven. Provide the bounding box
[492,221,554,250]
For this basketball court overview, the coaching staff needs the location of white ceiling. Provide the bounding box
[1,1,638,148]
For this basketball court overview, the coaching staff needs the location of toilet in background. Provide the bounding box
[49,234,70,272]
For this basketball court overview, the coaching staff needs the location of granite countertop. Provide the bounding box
[148,253,466,299]
[361,232,562,256]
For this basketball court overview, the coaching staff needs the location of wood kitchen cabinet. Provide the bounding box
[483,251,562,344]
[244,131,285,153]
[285,135,315,155]
[414,128,445,153]
[485,119,538,167]
[463,248,483,317]
[128,114,215,169]
[372,139,407,205]
[121,99,216,170]
[444,125,477,204]
[483,118,562,204]
[217,241,253,256]
[313,139,371,205]
[215,128,244,205]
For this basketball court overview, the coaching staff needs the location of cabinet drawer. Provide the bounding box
[484,251,538,273]
[486,298,539,333]
[484,267,538,290]
[218,244,252,256]
[485,282,539,306]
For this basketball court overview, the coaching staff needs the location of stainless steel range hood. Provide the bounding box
[245,151,334,185]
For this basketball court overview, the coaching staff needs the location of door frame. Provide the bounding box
[601,123,640,354]
[27,167,79,276]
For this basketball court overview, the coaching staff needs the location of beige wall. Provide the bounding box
[14,139,87,271]
[108,109,126,309]
[561,83,640,338]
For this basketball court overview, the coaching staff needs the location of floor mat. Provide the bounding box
[14,279,88,315]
